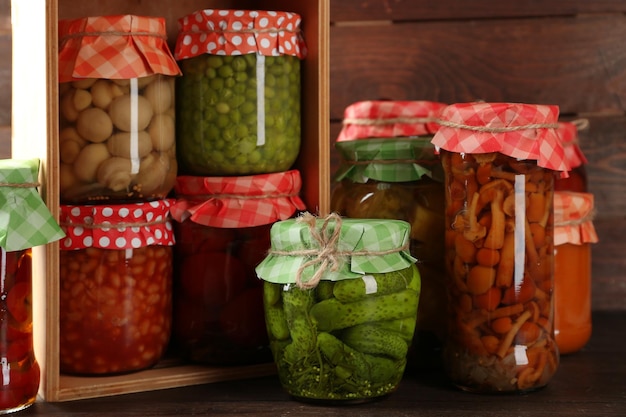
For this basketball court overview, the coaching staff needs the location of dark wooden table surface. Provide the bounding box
[21,311,625,417]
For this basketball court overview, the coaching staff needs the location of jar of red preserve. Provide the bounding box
[58,199,175,375]
[170,170,306,365]
[0,158,65,412]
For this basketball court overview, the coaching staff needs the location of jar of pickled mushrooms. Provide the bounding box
[431,102,568,393]
[58,15,181,204]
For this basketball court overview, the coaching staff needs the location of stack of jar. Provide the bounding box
[56,15,181,375]
[329,100,448,369]
[169,9,308,365]
[554,120,598,354]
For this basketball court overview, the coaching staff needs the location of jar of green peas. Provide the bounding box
[174,9,307,176]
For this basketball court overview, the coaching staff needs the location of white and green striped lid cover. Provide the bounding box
[0,158,65,251]
[333,137,441,184]
[255,212,416,286]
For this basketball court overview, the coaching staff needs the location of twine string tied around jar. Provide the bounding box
[270,212,410,289]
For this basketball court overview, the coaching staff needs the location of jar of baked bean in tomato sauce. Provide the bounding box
[58,199,175,375]
[58,15,181,204]
[170,170,306,365]
[330,100,448,370]
[0,158,65,413]
[432,102,569,393]
[174,9,307,176]
[553,192,597,355]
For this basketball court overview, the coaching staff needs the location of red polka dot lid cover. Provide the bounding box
[175,9,307,60]
[431,102,569,173]
[60,199,175,250]
[337,100,448,142]
[58,15,182,83]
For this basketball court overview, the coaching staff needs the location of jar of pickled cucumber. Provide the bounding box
[58,199,175,375]
[255,214,420,404]
[330,100,447,369]
[0,159,65,413]
[58,15,181,204]
[553,192,597,354]
[170,170,306,365]
[432,102,568,393]
[174,9,307,176]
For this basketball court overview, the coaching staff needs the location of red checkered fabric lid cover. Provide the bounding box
[170,170,306,228]
[174,9,307,60]
[432,102,568,173]
[59,199,176,250]
[337,100,447,142]
[554,191,598,246]
[58,15,181,83]
[558,120,588,169]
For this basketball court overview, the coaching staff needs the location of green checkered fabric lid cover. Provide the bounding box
[255,212,416,286]
[0,159,65,251]
[333,137,441,183]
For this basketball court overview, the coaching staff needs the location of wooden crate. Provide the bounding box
[10,0,329,402]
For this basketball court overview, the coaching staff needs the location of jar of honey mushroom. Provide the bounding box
[553,192,598,354]
[58,200,175,375]
[170,170,306,365]
[330,100,448,369]
[0,159,65,412]
[432,102,569,393]
[57,15,181,203]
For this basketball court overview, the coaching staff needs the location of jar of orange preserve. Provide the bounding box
[553,192,598,354]
[432,102,568,393]
[58,199,175,375]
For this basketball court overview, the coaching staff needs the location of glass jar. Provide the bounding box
[330,100,447,369]
[57,15,181,204]
[432,102,568,393]
[170,170,306,365]
[256,214,420,404]
[0,159,65,413]
[174,9,307,176]
[553,192,597,354]
[58,200,175,375]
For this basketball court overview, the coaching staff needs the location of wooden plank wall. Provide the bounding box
[330,1,626,311]
[0,1,623,310]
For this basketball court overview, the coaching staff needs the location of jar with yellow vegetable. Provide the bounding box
[330,100,447,369]
[57,15,181,204]
[431,102,569,393]
[255,214,420,404]
[174,9,307,176]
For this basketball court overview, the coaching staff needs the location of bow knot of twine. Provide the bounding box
[293,212,343,289]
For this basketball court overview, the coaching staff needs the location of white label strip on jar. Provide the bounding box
[256,53,266,147]
[361,274,378,295]
[129,78,140,174]
[513,174,526,290]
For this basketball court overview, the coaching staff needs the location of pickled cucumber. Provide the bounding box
[310,288,419,332]
[341,323,409,360]
[332,267,412,303]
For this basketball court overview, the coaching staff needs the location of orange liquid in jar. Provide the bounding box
[554,243,592,354]
[0,249,40,413]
